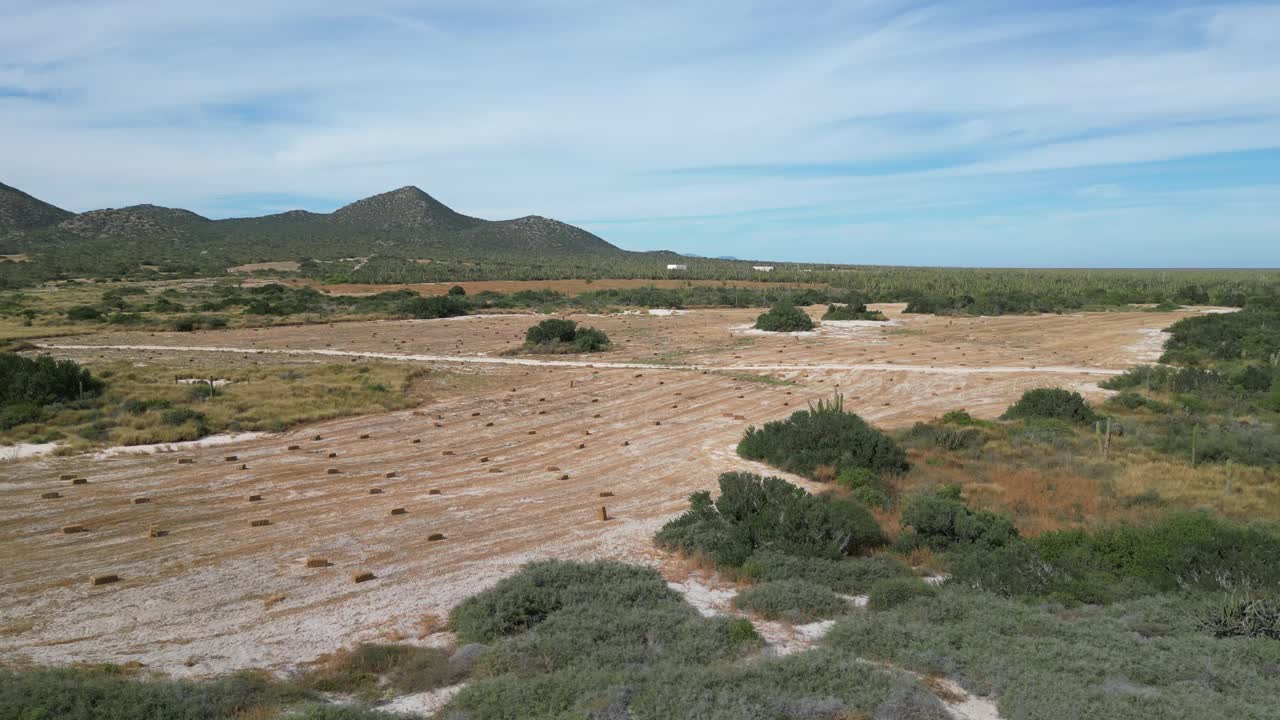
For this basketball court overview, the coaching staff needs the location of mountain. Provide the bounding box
[0,181,74,233]
[2,182,626,264]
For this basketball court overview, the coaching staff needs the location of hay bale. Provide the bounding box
[538,410,547,415]
[327,468,341,475]
[132,497,150,505]
[90,574,120,586]
[592,398,599,403]
[59,473,76,481]
[360,434,371,439]
[442,450,455,456]
[433,422,443,428]
[471,411,481,417]
[305,557,331,568]
[599,491,614,497]
[485,421,494,427]
[593,413,601,419]
[597,506,610,521]
[412,438,422,444]
[389,507,407,516]
[352,571,376,583]
[583,430,592,435]
[622,441,630,447]
[428,489,442,495]
[654,421,662,426]
[479,456,490,462]
[224,456,239,462]
[559,474,570,480]
[428,532,446,541]
[327,452,338,458]
[546,466,561,471]
[250,519,271,527]
[41,491,61,499]
[385,471,397,478]
[488,468,502,473]
[577,443,586,449]
[248,494,263,502]
[62,525,87,534]
[288,445,301,450]
[313,435,323,441]
[369,488,383,495]
[177,458,194,465]
[527,430,537,435]
[148,526,169,538]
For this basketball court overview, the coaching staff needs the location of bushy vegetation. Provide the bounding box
[401,293,468,319]
[518,318,610,353]
[1000,387,1100,425]
[752,300,814,332]
[739,551,911,594]
[1196,593,1280,640]
[893,488,1019,553]
[299,643,466,697]
[829,587,1280,720]
[737,395,909,480]
[821,302,886,321]
[731,579,851,622]
[1160,301,1280,366]
[0,352,102,430]
[865,577,936,611]
[655,472,885,569]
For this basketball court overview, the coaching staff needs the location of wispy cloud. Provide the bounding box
[1,0,1277,266]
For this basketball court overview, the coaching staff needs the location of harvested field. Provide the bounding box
[0,305,1196,675]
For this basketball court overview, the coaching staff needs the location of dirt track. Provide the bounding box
[0,305,1202,674]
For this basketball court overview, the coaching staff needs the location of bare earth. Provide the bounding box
[0,305,1204,676]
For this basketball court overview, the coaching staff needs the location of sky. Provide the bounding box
[2,0,1279,267]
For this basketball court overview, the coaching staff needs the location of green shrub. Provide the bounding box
[737,394,908,479]
[898,492,1018,550]
[655,472,885,568]
[904,422,985,451]
[401,294,468,319]
[0,353,103,411]
[448,285,467,296]
[821,303,886,321]
[571,326,610,352]
[732,579,850,622]
[300,643,462,695]
[753,300,814,332]
[866,577,935,610]
[740,551,910,594]
[520,318,611,353]
[1001,387,1099,424]
[66,305,103,322]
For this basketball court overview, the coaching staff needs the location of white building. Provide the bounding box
[752,265,775,272]
[666,264,688,271]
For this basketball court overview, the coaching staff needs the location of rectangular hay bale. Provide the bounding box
[90,574,119,586]
[249,518,272,527]
[352,571,376,583]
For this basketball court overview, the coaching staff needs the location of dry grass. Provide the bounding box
[0,359,435,448]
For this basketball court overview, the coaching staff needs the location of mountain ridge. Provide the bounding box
[2,182,624,261]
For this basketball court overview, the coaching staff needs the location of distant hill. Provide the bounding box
[0,182,73,233]
[1,183,626,265]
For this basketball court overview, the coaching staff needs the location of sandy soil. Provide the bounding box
[0,305,1199,678]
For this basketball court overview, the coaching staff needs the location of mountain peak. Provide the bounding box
[0,181,74,233]
[331,187,481,234]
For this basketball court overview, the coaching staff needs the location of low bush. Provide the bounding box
[737,395,908,479]
[732,579,850,622]
[740,551,911,594]
[821,303,886,321]
[448,285,467,296]
[300,643,463,696]
[1000,387,1099,425]
[519,318,611,353]
[753,300,814,332]
[866,577,935,610]
[896,491,1018,551]
[655,472,886,568]
[400,294,469,319]
[904,422,985,452]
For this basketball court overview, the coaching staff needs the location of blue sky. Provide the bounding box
[1,0,1278,267]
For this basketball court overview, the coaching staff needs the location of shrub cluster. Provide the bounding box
[520,318,611,353]
[0,353,103,430]
[655,472,885,568]
[821,303,886,321]
[732,579,850,622]
[753,300,814,332]
[737,395,909,480]
[740,551,911,594]
[866,577,936,611]
[893,490,1019,553]
[1000,387,1099,425]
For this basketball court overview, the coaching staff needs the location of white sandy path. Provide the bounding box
[36,343,1128,377]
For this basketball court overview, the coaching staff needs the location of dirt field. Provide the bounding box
[0,305,1205,675]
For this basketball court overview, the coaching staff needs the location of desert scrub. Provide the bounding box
[0,665,313,720]
[440,561,946,720]
[0,360,425,448]
[513,318,611,353]
[732,579,851,622]
[737,394,909,479]
[1000,387,1100,425]
[866,577,936,610]
[656,472,885,568]
[753,299,814,332]
[821,302,886,321]
[828,587,1280,720]
[741,551,911,594]
[1196,593,1280,640]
